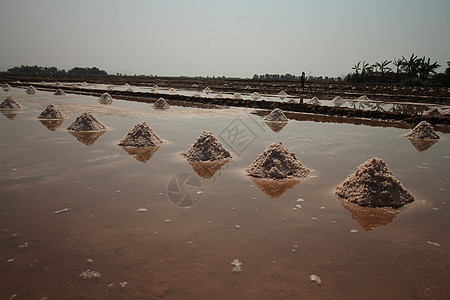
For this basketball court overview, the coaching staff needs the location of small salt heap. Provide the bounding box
[251,92,261,100]
[2,83,11,92]
[264,108,288,122]
[26,85,37,95]
[169,88,177,94]
[403,121,440,140]
[422,107,441,117]
[232,93,243,100]
[181,131,232,162]
[203,87,212,94]
[287,99,297,104]
[38,104,66,120]
[98,93,113,105]
[0,96,22,110]
[332,96,345,106]
[277,90,288,100]
[441,108,450,115]
[119,122,165,147]
[358,95,369,102]
[153,98,170,109]
[246,142,310,180]
[214,93,225,99]
[67,111,107,131]
[54,89,66,96]
[335,158,414,208]
[151,85,159,92]
[308,97,321,105]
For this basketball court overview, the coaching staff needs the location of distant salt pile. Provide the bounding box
[246,142,310,180]
[26,85,37,95]
[358,95,370,101]
[422,107,441,117]
[181,131,232,162]
[0,96,22,110]
[264,108,288,122]
[251,92,261,100]
[119,122,165,147]
[169,88,177,94]
[192,84,199,88]
[81,81,88,86]
[55,82,63,87]
[277,90,288,100]
[153,97,170,109]
[307,97,321,105]
[107,85,114,91]
[232,93,243,100]
[38,104,66,120]
[151,85,159,92]
[98,93,113,105]
[214,93,225,99]
[203,87,212,94]
[192,93,201,98]
[67,111,107,132]
[54,89,66,96]
[332,96,345,106]
[403,121,440,140]
[126,87,134,92]
[287,99,297,104]
[335,158,414,208]
[124,83,130,87]
[2,83,11,92]
[441,108,450,115]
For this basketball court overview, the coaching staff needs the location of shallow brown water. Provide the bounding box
[0,88,449,299]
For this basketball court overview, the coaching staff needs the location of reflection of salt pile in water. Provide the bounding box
[2,83,11,92]
[441,108,450,115]
[188,160,229,179]
[250,177,300,198]
[151,85,159,92]
[308,97,321,105]
[67,111,107,131]
[119,122,165,147]
[232,93,243,100]
[264,108,288,122]
[26,85,37,95]
[0,96,23,110]
[39,119,65,131]
[98,93,113,105]
[246,142,310,180]
[277,90,288,100]
[153,98,170,109]
[403,121,440,140]
[54,89,66,96]
[332,96,345,106]
[181,131,231,162]
[335,158,414,208]
[358,95,369,102]
[203,87,212,94]
[422,107,441,117]
[121,146,161,163]
[251,92,261,100]
[38,104,66,120]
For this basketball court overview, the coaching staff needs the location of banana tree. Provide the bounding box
[418,57,440,80]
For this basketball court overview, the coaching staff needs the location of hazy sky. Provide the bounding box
[1,0,449,78]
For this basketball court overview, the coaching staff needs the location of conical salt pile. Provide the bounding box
[251,92,261,100]
[54,89,66,96]
[67,111,107,132]
[246,142,310,180]
[277,90,288,100]
[98,93,113,105]
[335,158,414,208]
[119,122,165,147]
[151,85,159,92]
[203,87,212,94]
[332,96,345,106]
[232,93,243,100]
[153,98,170,109]
[26,85,37,95]
[181,131,232,162]
[214,93,225,99]
[0,96,23,110]
[308,97,321,105]
[2,83,11,92]
[358,95,369,101]
[423,107,441,117]
[38,104,66,120]
[287,99,297,104]
[169,88,177,94]
[264,108,288,122]
[403,121,440,140]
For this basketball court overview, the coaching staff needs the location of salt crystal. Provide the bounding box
[309,274,322,285]
[350,229,358,234]
[231,259,242,273]
[136,208,148,212]
[427,241,440,247]
[79,269,101,279]
[54,208,70,215]
[235,225,240,229]
[119,282,128,288]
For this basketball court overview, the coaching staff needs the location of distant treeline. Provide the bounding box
[7,65,108,76]
[252,73,341,82]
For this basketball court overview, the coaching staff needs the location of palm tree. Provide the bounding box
[392,58,403,74]
[352,62,361,75]
[374,60,392,75]
[418,57,440,80]
[401,53,421,77]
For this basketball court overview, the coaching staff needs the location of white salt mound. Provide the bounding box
[38,104,66,120]
[278,91,288,100]
[403,121,440,140]
[332,96,345,106]
[153,98,170,109]
[264,108,288,122]
[251,92,261,100]
[0,96,22,110]
[169,88,177,94]
[181,131,232,162]
[308,97,321,105]
[98,93,113,105]
[2,83,11,92]
[233,93,243,100]
[67,111,107,132]
[423,107,441,117]
[151,85,159,92]
[358,95,369,101]
[54,89,66,96]
[214,93,225,99]
[203,87,212,94]
[287,99,297,104]
[246,142,310,180]
[119,122,165,147]
[26,85,37,95]
[335,158,414,208]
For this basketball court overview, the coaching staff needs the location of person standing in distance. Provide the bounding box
[301,72,306,89]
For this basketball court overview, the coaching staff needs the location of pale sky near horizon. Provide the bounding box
[1,0,449,78]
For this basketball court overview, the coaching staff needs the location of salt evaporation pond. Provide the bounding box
[0,86,449,299]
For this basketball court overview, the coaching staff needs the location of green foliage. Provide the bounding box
[7,65,108,76]
[67,67,107,76]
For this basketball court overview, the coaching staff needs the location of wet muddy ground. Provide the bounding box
[0,85,449,299]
